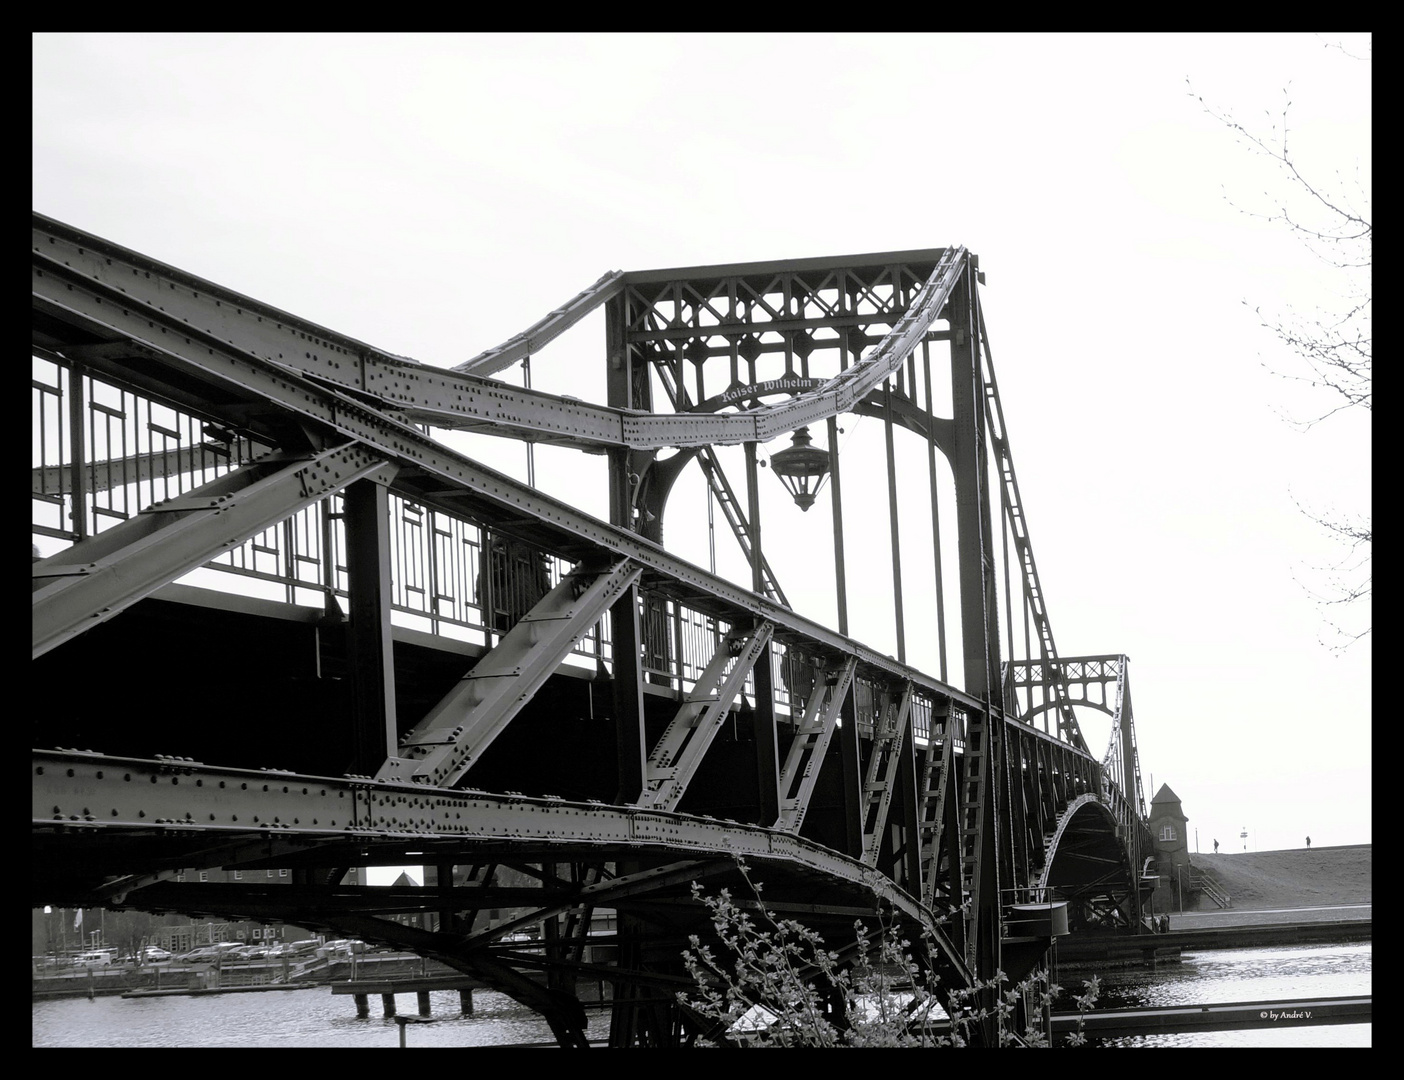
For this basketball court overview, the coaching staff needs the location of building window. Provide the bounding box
[278,869,288,878]
[233,870,242,880]
[199,871,209,882]
[1160,825,1176,842]
[267,870,274,878]
[175,871,185,882]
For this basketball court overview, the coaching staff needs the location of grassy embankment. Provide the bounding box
[1187,844,1370,910]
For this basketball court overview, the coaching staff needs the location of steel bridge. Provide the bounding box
[32,212,1154,1046]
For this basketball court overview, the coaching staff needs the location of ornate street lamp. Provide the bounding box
[768,427,832,511]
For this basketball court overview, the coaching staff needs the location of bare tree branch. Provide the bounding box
[1190,48,1370,643]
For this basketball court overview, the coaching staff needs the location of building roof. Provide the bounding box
[1151,783,1182,806]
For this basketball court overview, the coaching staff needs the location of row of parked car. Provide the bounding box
[167,939,326,964]
[64,938,371,967]
[49,938,383,969]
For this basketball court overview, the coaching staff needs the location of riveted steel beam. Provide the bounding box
[344,477,399,776]
[31,443,394,659]
[638,621,774,812]
[29,437,265,498]
[459,858,733,949]
[32,748,971,984]
[376,556,642,788]
[34,214,966,452]
[453,271,626,377]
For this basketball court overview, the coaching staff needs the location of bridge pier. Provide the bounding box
[417,991,431,1017]
[381,993,396,1017]
[353,993,370,1019]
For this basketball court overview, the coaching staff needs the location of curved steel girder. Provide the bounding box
[33,214,965,452]
[32,748,973,989]
[453,270,627,377]
[309,910,595,1047]
[1022,699,1116,723]
[1035,794,1136,902]
[635,447,700,546]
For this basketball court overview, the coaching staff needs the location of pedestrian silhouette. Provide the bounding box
[1306,836,1311,849]
[1213,839,1219,854]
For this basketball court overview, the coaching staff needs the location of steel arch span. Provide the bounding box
[31,212,1154,1046]
[1036,795,1141,931]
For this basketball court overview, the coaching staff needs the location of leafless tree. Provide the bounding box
[1189,40,1370,647]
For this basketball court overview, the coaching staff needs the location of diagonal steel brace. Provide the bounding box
[776,656,857,832]
[32,444,395,660]
[375,555,642,788]
[638,621,774,812]
[862,682,913,867]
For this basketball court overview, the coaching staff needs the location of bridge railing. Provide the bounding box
[33,354,971,746]
[33,357,825,716]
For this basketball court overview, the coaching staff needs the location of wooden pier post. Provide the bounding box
[417,991,431,1017]
[354,993,370,1018]
[381,993,397,1017]
[459,989,473,1016]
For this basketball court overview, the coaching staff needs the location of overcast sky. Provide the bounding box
[33,33,1370,870]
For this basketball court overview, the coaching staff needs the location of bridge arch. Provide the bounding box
[1035,793,1139,930]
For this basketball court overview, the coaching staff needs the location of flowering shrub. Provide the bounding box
[678,861,1097,1047]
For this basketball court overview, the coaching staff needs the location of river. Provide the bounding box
[34,940,1369,1048]
[1050,940,1371,1047]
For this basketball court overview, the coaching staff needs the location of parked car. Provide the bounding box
[176,943,241,963]
[139,946,172,962]
[272,939,320,958]
[319,939,367,959]
[70,951,113,967]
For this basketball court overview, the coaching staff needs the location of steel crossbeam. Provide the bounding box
[375,556,643,789]
[860,682,913,867]
[776,656,858,832]
[457,859,733,949]
[29,436,264,497]
[31,443,395,659]
[638,622,774,812]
